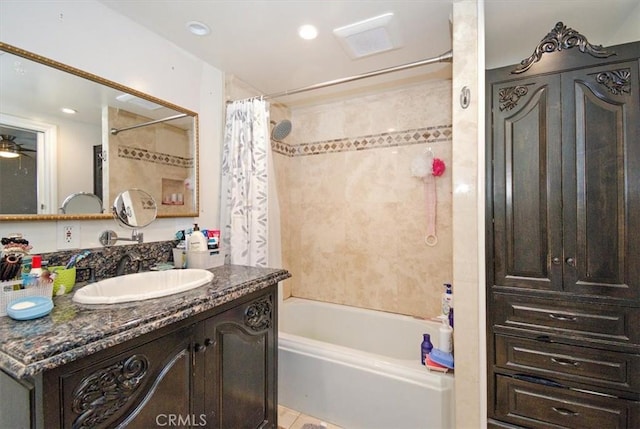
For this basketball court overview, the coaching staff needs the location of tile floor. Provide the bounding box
[278,405,343,429]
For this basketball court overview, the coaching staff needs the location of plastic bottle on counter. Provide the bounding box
[187,224,207,252]
[29,255,43,276]
[420,333,433,365]
[439,318,453,353]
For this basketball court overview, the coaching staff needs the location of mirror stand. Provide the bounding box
[99,230,143,247]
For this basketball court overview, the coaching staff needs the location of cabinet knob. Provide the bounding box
[551,257,561,265]
[565,257,575,266]
[194,339,212,353]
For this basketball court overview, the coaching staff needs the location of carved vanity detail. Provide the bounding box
[0,264,290,429]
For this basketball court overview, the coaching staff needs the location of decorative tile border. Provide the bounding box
[272,124,452,157]
[118,145,194,168]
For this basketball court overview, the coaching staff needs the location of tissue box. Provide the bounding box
[187,249,225,269]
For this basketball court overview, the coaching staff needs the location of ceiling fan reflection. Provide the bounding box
[0,134,36,158]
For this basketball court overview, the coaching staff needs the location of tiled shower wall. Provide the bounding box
[274,80,453,318]
[108,107,193,216]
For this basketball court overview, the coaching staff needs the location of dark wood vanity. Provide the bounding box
[0,264,290,429]
[486,29,639,428]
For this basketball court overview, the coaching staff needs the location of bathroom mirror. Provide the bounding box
[113,189,157,228]
[0,42,199,221]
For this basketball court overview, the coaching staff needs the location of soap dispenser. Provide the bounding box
[187,224,207,252]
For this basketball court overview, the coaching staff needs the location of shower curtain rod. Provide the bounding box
[110,113,188,135]
[229,49,453,103]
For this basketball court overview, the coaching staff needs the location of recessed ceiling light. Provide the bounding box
[298,24,318,40]
[186,20,210,36]
[61,107,77,114]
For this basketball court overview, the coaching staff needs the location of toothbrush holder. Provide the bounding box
[49,266,76,296]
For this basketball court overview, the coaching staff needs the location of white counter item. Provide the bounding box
[172,248,187,269]
[187,224,207,252]
[438,318,453,353]
[187,249,225,269]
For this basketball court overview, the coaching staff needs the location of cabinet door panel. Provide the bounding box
[562,61,640,299]
[50,328,194,429]
[492,75,563,291]
[204,292,276,429]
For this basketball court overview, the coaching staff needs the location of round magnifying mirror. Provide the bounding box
[60,192,103,214]
[112,189,157,228]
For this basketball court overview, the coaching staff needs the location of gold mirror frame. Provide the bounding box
[0,42,199,221]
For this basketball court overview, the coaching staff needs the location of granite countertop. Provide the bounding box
[0,264,290,380]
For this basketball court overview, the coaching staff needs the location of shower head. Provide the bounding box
[271,119,292,141]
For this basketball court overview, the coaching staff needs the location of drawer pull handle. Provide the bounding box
[549,313,577,322]
[552,407,579,417]
[551,357,580,367]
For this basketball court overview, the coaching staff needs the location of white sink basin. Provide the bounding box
[72,269,214,304]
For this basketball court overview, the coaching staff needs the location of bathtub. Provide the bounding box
[278,298,455,429]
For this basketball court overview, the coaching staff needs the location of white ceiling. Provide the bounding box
[98,0,639,105]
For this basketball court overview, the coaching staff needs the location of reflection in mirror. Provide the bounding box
[60,192,103,214]
[0,42,199,220]
[113,189,157,229]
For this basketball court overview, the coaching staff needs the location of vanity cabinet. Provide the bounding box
[486,38,640,428]
[40,286,277,429]
[202,293,277,428]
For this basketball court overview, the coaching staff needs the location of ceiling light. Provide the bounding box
[298,24,318,40]
[186,21,210,36]
[61,107,77,114]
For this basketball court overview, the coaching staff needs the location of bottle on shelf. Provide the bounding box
[421,333,434,365]
[441,283,453,317]
[438,318,453,353]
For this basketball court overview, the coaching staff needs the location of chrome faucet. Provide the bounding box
[116,250,142,276]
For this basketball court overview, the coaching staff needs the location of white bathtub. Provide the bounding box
[278,298,455,429]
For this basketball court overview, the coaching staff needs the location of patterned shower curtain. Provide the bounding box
[220,98,269,267]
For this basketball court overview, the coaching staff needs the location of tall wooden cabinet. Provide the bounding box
[486,25,640,428]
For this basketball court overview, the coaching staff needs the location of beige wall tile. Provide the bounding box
[277,80,453,318]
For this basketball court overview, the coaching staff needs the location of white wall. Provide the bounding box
[0,0,224,253]
[610,1,640,46]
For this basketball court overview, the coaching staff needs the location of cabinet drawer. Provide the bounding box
[495,334,640,393]
[493,293,640,347]
[495,375,640,429]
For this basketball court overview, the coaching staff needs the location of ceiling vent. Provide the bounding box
[333,12,401,59]
[116,93,163,110]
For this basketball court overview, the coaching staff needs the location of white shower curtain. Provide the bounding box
[220,98,270,267]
